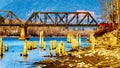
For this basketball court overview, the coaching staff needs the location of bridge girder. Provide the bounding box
[26,12,98,26]
[0,11,99,40]
[0,10,22,24]
[0,11,98,27]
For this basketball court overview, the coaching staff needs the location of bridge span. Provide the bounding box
[0,10,99,40]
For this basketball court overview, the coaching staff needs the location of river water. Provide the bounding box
[0,37,89,68]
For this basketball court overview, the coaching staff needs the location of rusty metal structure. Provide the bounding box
[0,11,99,39]
[0,11,98,26]
[0,10,22,24]
[26,12,98,27]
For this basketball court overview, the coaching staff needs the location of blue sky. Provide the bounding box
[0,0,103,21]
[0,0,13,9]
[0,1,6,8]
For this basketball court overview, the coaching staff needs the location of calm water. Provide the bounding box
[0,37,89,68]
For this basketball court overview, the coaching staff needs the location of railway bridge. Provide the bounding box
[0,10,99,40]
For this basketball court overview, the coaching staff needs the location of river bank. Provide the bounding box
[34,28,120,68]
[34,47,120,68]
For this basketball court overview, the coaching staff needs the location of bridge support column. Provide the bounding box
[0,37,4,57]
[19,26,29,40]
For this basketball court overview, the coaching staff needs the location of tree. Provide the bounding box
[99,0,120,23]
[0,15,4,24]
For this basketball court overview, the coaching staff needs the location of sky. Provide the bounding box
[0,0,13,9]
[0,0,103,21]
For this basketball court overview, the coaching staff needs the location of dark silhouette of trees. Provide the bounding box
[0,15,4,24]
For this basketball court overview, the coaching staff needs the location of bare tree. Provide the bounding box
[0,15,4,24]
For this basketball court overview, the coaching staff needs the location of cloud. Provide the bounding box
[26,9,34,17]
[67,10,98,20]
[76,10,103,22]
[76,10,97,18]
[65,10,99,24]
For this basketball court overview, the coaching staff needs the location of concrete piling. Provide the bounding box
[79,36,82,47]
[27,42,32,50]
[89,31,96,51]
[71,39,78,50]
[50,49,53,57]
[33,41,37,49]
[43,42,46,50]
[56,47,61,56]
[67,33,74,43]
[39,31,44,48]
[0,37,3,56]
[56,41,66,56]
[27,42,30,50]
[53,40,56,49]
[50,41,53,50]
[67,33,71,43]
[61,42,66,56]
[24,40,28,56]
[56,42,62,56]
[5,44,9,51]
[0,43,4,56]
[18,27,28,40]
[76,33,79,42]
[76,33,82,47]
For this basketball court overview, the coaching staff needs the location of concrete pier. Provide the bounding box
[19,27,29,40]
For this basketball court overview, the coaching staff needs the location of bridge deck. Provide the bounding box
[0,24,98,27]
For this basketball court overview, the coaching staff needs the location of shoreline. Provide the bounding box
[34,47,120,68]
[1,36,89,38]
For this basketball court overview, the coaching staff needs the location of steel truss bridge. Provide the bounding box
[0,10,99,39]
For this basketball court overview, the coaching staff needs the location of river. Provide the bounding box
[0,37,89,68]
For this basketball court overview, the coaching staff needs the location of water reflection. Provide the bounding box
[23,56,28,61]
[0,55,3,59]
[20,51,23,56]
[36,65,41,68]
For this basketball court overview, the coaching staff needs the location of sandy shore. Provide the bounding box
[34,28,120,68]
[34,47,120,68]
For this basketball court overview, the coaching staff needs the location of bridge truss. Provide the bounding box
[0,11,99,39]
[26,12,98,27]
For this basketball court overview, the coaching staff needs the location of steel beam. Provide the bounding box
[26,12,98,26]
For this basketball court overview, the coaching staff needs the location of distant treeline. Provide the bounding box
[0,27,91,37]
